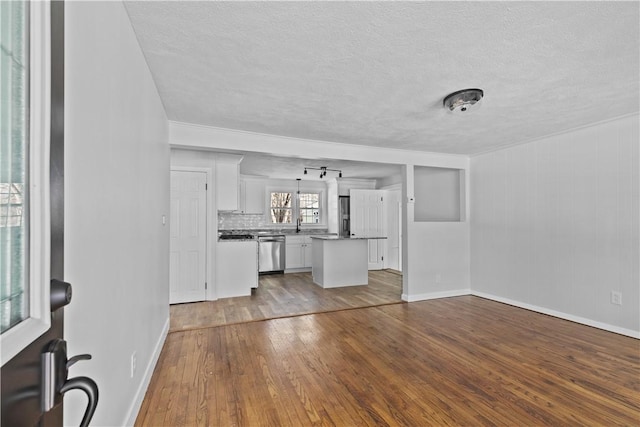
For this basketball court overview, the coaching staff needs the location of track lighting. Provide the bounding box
[303,166,342,179]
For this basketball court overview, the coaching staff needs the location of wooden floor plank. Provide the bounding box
[170,270,403,332]
[137,296,640,426]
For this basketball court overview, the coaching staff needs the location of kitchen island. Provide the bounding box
[310,236,387,288]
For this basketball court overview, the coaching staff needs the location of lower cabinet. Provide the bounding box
[285,236,312,270]
[216,240,258,298]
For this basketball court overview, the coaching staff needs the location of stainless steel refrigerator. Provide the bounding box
[339,196,350,237]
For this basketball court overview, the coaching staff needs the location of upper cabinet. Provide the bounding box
[216,155,242,211]
[238,176,265,214]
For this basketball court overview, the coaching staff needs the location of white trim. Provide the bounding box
[471,291,640,339]
[1,0,52,367]
[402,289,470,302]
[401,289,640,339]
[169,121,470,170]
[123,316,170,427]
[379,183,402,191]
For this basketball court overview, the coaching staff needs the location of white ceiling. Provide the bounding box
[238,152,402,182]
[125,1,639,159]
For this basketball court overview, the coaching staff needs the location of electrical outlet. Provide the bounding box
[611,291,622,306]
[131,351,137,378]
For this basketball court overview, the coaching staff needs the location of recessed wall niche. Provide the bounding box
[413,166,465,222]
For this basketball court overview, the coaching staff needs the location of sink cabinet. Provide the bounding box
[285,235,312,270]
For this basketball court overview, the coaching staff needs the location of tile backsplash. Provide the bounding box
[218,212,272,230]
[218,212,329,234]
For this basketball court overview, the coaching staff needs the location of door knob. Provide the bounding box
[42,339,99,427]
[50,278,72,311]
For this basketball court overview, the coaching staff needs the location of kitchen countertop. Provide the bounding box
[219,229,333,236]
[218,230,336,242]
[310,235,387,240]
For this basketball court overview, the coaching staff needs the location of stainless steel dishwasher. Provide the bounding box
[258,235,286,274]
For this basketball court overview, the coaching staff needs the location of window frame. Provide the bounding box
[269,191,293,224]
[297,192,321,225]
[267,187,325,227]
[1,1,52,366]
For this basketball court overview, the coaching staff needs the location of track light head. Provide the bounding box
[304,165,343,179]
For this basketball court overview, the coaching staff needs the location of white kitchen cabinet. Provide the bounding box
[216,240,258,298]
[238,177,265,214]
[285,235,312,270]
[216,158,240,211]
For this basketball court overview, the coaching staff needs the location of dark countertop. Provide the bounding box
[218,229,336,242]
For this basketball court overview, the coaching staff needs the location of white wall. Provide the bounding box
[64,2,169,426]
[471,114,639,337]
[401,162,471,301]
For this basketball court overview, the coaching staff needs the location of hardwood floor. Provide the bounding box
[137,296,640,426]
[170,270,403,332]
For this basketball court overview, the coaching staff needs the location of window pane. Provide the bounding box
[0,0,30,333]
[299,193,319,224]
[270,192,292,223]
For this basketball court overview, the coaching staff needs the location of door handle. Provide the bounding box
[60,376,99,427]
[42,339,99,427]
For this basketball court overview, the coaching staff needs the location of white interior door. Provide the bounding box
[350,189,384,270]
[170,170,207,304]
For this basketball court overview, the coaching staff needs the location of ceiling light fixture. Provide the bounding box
[303,166,342,179]
[443,88,484,113]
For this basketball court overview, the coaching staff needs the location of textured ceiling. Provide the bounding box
[238,153,402,182]
[125,1,639,155]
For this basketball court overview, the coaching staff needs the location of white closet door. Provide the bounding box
[170,170,207,304]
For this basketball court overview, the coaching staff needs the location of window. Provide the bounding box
[299,193,319,224]
[270,192,292,223]
[269,191,322,225]
[1,0,52,366]
[1,0,30,333]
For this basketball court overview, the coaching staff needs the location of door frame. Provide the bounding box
[169,167,213,301]
[380,184,402,272]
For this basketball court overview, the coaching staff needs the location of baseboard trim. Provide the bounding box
[402,289,470,302]
[472,291,640,339]
[123,316,170,426]
[400,289,639,339]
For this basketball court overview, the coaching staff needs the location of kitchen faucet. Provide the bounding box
[296,217,301,233]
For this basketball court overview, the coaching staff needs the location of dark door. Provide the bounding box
[1,2,66,425]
